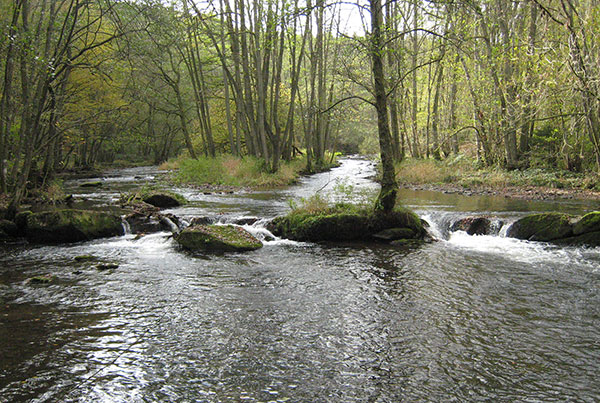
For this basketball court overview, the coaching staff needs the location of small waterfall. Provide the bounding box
[121,218,132,235]
[159,216,181,234]
[420,211,516,241]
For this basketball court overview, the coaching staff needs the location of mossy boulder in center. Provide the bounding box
[267,206,425,242]
[506,212,573,242]
[16,209,123,243]
[175,224,262,252]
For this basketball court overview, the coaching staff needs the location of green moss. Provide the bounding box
[20,209,122,243]
[269,205,424,242]
[573,212,600,235]
[507,212,573,241]
[176,225,262,252]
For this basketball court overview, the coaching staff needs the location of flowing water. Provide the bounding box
[1,158,599,402]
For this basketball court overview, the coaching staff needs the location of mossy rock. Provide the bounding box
[268,207,424,242]
[27,274,56,284]
[175,224,262,252]
[573,212,600,235]
[74,255,97,262]
[506,212,573,242]
[143,193,184,208]
[16,209,123,243]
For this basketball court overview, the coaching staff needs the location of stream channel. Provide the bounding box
[1,157,599,402]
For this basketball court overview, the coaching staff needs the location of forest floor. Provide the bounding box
[395,157,600,201]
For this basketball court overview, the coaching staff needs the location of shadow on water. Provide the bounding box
[1,157,600,402]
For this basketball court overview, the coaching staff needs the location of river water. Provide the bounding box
[1,158,599,402]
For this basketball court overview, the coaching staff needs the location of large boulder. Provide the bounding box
[175,224,262,252]
[572,212,600,235]
[267,207,425,242]
[15,209,123,243]
[506,212,573,242]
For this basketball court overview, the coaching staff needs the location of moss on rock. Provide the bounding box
[175,224,262,252]
[573,212,600,235]
[17,209,123,243]
[506,212,573,242]
[267,206,424,242]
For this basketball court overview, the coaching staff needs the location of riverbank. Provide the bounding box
[395,157,600,201]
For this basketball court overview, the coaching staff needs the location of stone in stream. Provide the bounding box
[97,263,119,271]
[142,193,184,208]
[15,209,123,243]
[267,207,425,243]
[74,254,97,262]
[80,181,103,188]
[175,224,262,252]
[506,212,573,242]
[450,216,492,235]
[26,274,56,284]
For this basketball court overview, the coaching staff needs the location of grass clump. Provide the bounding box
[167,154,330,188]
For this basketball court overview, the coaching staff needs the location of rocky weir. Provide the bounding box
[3,201,600,249]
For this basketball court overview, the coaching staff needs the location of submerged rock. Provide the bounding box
[16,209,123,243]
[74,255,97,262]
[268,207,425,243]
[97,263,119,271]
[372,227,417,241]
[450,217,491,235]
[80,181,103,188]
[506,212,573,242]
[175,224,262,252]
[26,274,56,284]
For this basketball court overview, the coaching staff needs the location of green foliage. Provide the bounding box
[530,126,561,169]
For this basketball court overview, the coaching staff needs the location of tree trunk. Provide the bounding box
[370,0,397,212]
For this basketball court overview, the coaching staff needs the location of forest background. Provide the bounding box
[1,0,599,214]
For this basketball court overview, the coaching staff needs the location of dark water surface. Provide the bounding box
[1,158,599,402]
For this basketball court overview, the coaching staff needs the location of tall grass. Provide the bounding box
[165,155,310,188]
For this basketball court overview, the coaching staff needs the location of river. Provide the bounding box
[1,157,599,402]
